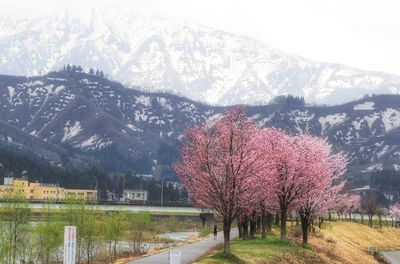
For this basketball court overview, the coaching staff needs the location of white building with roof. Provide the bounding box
[122,189,148,202]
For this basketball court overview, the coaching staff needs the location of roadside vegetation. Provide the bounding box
[0,193,204,264]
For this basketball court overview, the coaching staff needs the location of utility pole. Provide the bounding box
[95,177,99,203]
[161,177,164,206]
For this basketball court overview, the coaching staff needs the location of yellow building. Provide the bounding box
[0,177,98,202]
[64,189,98,201]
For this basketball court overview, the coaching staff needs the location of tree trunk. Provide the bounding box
[223,220,231,256]
[275,213,280,225]
[256,216,261,234]
[113,241,117,261]
[261,210,267,239]
[250,219,257,239]
[237,219,243,238]
[242,218,249,239]
[280,208,287,239]
[267,213,273,232]
[368,214,373,228]
[300,214,309,246]
[108,242,112,263]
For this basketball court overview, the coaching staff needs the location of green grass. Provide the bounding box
[195,233,325,264]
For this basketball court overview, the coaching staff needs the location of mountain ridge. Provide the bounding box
[1,71,399,184]
[1,8,400,105]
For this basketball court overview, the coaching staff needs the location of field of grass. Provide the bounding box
[305,221,400,264]
[195,221,400,264]
[194,231,327,264]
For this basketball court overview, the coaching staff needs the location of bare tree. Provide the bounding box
[361,192,380,228]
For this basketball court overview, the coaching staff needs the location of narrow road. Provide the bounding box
[128,229,239,264]
[381,251,400,264]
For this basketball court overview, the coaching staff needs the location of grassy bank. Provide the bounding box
[195,221,400,264]
[306,221,400,264]
[194,231,326,264]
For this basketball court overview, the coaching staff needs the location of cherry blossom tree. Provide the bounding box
[335,194,354,221]
[261,131,335,239]
[294,135,347,245]
[390,204,400,219]
[259,128,296,239]
[389,204,400,227]
[175,106,352,250]
[346,195,361,221]
[174,107,265,256]
[252,128,281,239]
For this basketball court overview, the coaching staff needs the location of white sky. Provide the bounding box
[1,0,400,75]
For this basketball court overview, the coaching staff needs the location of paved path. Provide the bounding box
[381,251,400,264]
[128,229,239,264]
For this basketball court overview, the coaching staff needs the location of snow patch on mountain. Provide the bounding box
[319,113,347,134]
[382,108,400,132]
[78,135,112,150]
[363,163,383,172]
[354,102,375,111]
[62,121,82,142]
[363,113,380,130]
[126,124,143,132]
[7,86,15,102]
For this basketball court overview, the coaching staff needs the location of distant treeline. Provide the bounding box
[59,64,105,78]
[271,95,305,107]
[0,146,186,202]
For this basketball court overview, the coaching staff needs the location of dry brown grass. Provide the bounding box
[308,221,400,264]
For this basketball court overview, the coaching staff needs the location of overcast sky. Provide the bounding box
[1,0,399,75]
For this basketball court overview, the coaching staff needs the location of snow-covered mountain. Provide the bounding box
[0,7,400,106]
[1,71,400,177]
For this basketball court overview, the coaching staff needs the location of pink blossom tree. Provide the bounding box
[346,195,361,221]
[294,135,347,245]
[262,131,329,239]
[389,204,400,227]
[254,128,281,238]
[174,107,265,256]
[259,128,296,239]
[335,194,351,221]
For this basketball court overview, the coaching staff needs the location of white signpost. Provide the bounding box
[63,226,77,264]
[169,250,181,264]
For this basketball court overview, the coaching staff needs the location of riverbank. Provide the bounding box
[194,221,400,264]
